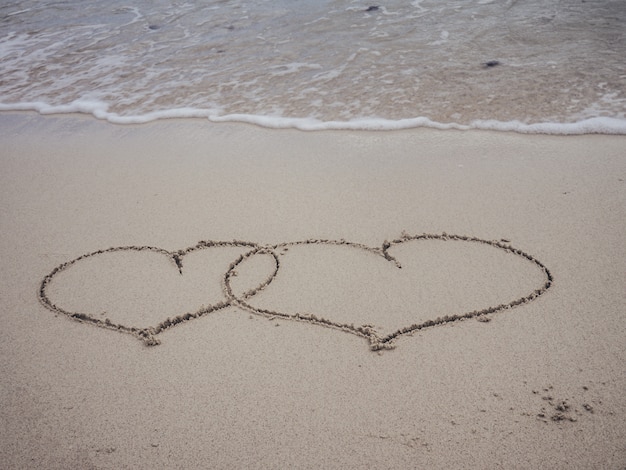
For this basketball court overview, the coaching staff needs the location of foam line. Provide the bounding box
[2,102,625,134]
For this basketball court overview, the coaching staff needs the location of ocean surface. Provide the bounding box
[1,0,625,133]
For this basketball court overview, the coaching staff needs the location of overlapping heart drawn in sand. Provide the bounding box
[39,233,553,351]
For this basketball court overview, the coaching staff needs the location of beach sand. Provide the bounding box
[1,112,625,469]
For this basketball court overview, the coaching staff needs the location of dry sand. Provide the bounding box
[1,112,625,469]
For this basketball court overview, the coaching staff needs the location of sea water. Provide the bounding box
[1,0,625,133]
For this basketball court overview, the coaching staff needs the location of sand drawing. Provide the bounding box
[38,233,553,351]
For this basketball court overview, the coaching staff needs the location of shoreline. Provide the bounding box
[1,112,625,469]
[2,106,626,134]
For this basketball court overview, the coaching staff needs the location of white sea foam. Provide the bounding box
[0,0,625,134]
[3,100,625,135]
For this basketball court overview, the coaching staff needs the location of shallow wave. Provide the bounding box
[1,0,625,134]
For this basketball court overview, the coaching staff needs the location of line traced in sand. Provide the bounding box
[38,233,553,351]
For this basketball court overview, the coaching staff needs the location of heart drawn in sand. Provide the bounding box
[39,233,553,351]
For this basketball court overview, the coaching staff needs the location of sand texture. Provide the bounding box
[1,113,625,469]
